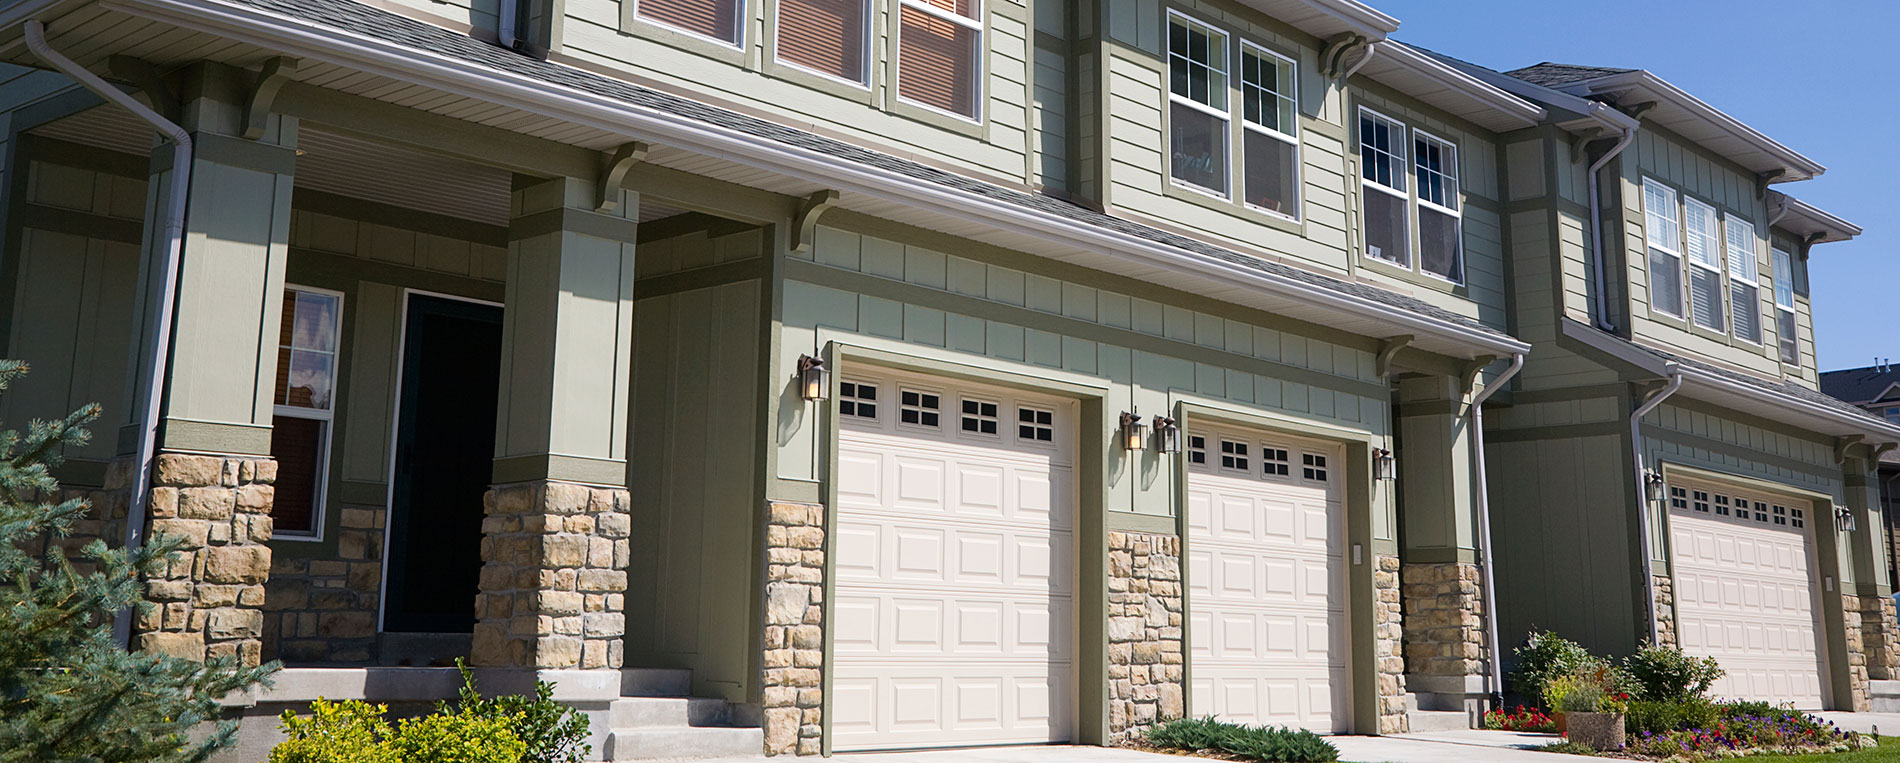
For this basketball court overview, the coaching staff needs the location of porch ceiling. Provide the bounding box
[2,0,1527,362]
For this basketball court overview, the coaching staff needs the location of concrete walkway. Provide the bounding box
[796,731,1593,762]
[1815,711,1900,735]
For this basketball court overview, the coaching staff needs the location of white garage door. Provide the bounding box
[829,368,1075,751]
[1187,426,1348,732]
[1667,477,1826,708]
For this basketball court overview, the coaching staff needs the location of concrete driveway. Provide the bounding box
[783,731,1596,763]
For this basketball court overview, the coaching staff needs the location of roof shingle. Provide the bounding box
[1504,62,1635,87]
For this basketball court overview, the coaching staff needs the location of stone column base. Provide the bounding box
[1400,562,1487,679]
[1653,575,1678,649]
[1844,594,1873,711]
[1373,555,1408,734]
[762,501,825,756]
[1859,594,1900,681]
[472,480,632,670]
[135,453,277,666]
[1106,532,1183,741]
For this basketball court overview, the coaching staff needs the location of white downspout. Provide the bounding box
[1470,353,1523,705]
[1630,365,1683,646]
[497,0,518,50]
[1587,115,1636,333]
[25,19,193,648]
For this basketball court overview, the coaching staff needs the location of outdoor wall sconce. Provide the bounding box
[1372,448,1396,482]
[1643,469,1667,503]
[1835,505,1858,533]
[797,354,829,402]
[1119,411,1148,452]
[1153,415,1181,454]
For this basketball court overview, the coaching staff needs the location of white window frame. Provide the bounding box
[632,0,747,49]
[773,0,874,88]
[956,394,1001,438]
[1725,216,1762,345]
[1238,39,1300,221]
[1357,106,1410,268]
[1642,177,1685,319]
[272,284,344,542]
[1772,246,1798,365]
[1165,10,1231,200]
[839,378,881,421]
[1682,196,1724,331]
[1411,128,1464,285]
[894,0,985,123]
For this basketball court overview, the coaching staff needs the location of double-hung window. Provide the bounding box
[1726,217,1761,344]
[896,0,982,119]
[1682,197,1724,331]
[1167,13,1229,196]
[777,0,870,84]
[270,287,342,539]
[1358,108,1409,268]
[1772,246,1798,364]
[1414,130,1462,283]
[1239,42,1299,218]
[1642,178,1684,318]
[636,0,744,45]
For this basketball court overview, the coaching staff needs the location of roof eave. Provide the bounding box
[1308,0,1399,38]
[1560,71,1826,181]
[1371,42,1546,131]
[1777,194,1863,244]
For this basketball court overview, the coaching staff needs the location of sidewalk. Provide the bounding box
[815,730,1598,762]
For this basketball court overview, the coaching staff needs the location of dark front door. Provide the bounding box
[383,294,503,633]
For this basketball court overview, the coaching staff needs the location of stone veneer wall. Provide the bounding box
[1400,562,1486,682]
[262,504,386,663]
[1373,555,1408,734]
[1859,594,1900,681]
[1843,594,1872,711]
[37,458,135,575]
[471,481,632,670]
[762,501,825,757]
[1105,531,1183,740]
[136,454,276,666]
[1652,575,1677,649]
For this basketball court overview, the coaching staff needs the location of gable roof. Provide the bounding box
[1821,366,1900,406]
[1504,62,1636,87]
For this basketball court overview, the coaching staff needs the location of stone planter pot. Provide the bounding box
[1565,712,1625,751]
[1553,712,1566,735]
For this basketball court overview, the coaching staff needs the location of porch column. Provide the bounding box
[1844,454,1900,704]
[128,62,297,666]
[1394,375,1487,715]
[471,177,637,672]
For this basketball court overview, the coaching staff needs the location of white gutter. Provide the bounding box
[25,18,193,648]
[1561,71,1825,181]
[1374,43,1546,129]
[1468,352,1522,704]
[1630,366,1682,647]
[104,0,1531,358]
[1584,104,1636,333]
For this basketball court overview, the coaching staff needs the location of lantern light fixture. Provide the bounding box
[1153,415,1181,454]
[797,354,829,402]
[1372,448,1396,482]
[1119,411,1148,452]
[1836,505,1858,533]
[1643,469,1667,503]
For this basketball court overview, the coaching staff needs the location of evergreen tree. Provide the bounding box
[0,360,277,762]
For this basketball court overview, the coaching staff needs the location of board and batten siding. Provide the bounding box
[557,0,1035,185]
[1504,130,1619,392]
[1618,129,1812,385]
[777,222,1392,526]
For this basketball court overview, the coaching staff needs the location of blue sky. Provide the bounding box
[1372,0,1897,372]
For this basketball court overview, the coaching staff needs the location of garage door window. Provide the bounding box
[1018,406,1054,442]
[840,380,879,420]
[1669,485,1689,510]
[1219,440,1249,470]
[1790,506,1805,528]
[1302,452,1328,482]
[899,388,941,428]
[960,397,999,435]
[1261,446,1289,476]
[1187,435,1207,464]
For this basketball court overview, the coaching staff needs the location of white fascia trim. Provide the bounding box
[1378,42,1544,128]
[1560,319,1900,442]
[1561,71,1826,181]
[104,0,1526,357]
[1303,0,1399,37]
[1773,192,1863,244]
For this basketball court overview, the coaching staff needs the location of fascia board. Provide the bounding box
[108,0,1532,358]
[1562,71,1826,181]
[1377,42,1545,129]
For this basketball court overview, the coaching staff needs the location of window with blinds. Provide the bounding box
[776,0,868,83]
[1683,197,1724,331]
[637,0,743,45]
[1772,246,1798,364]
[1643,178,1684,318]
[1726,217,1761,343]
[897,0,981,119]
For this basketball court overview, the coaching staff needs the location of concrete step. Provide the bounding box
[604,726,764,760]
[621,668,693,697]
[609,696,733,728]
[1406,709,1472,733]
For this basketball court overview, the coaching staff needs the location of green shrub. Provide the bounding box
[441,659,592,763]
[1146,717,1338,762]
[391,711,526,763]
[1509,631,1594,703]
[1622,642,1724,701]
[267,699,397,763]
[1537,741,1600,756]
[1624,698,1718,735]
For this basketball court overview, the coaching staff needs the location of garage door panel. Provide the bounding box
[832,370,1073,751]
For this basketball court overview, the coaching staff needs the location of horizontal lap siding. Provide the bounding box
[561,0,1032,183]
[387,0,499,35]
[778,224,1387,519]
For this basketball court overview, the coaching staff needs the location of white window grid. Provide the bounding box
[839,379,879,420]
[1692,489,1711,513]
[1358,107,1409,268]
[1219,439,1249,471]
[632,0,746,48]
[1413,129,1464,285]
[1187,434,1208,465]
[1642,178,1685,318]
[1711,493,1728,516]
[1726,217,1761,344]
[1239,41,1299,220]
[1261,445,1290,477]
[1773,247,1798,363]
[1790,506,1806,528]
[1166,11,1230,198]
[1683,196,1725,331]
[1669,485,1689,510]
[898,387,942,428]
[959,396,999,436]
[895,0,985,122]
[1016,405,1054,443]
[274,284,344,541]
[1301,452,1327,482]
[773,0,874,88]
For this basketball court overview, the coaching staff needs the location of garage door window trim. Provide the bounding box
[840,379,880,421]
[958,395,1001,437]
[898,386,943,429]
